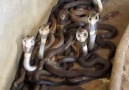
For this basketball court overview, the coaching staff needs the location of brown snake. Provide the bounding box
[11,0,119,89]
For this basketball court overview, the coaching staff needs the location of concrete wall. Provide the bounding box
[109,24,129,90]
[0,0,57,90]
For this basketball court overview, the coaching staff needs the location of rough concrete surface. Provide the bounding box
[121,46,129,90]
[109,22,129,90]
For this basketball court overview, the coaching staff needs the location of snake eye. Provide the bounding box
[89,17,91,20]
[84,33,87,36]
[31,40,33,43]
[95,16,98,19]
[78,34,80,37]
[46,28,49,31]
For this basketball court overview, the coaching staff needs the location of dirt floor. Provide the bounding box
[49,0,129,90]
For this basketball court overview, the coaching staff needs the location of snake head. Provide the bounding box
[39,24,50,35]
[88,12,100,24]
[58,9,69,24]
[22,35,35,53]
[59,9,68,20]
[76,28,88,42]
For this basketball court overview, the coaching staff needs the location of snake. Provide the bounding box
[25,78,65,86]
[33,70,52,80]
[44,46,111,78]
[57,56,77,64]
[50,15,57,33]
[39,35,73,70]
[97,23,118,39]
[64,46,72,56]
[31,70,65,86]
[49,0,107,20]
[64,21,87,35]
[48,8,70,50]
[39,76,65,83]
[50,29,64,49]
[57,9,70,26]
[44,56,111,78]
[71,42,80,58]
[70,7,91,16]
[67,7,119,23]
[14,83,24,90]
[62,1,94,23]
[69,9,119,24]
[76,27,89,55]
[63,1,93,9]
[87,12,100,51]
[64,22,117,40]
[25,70,65,87]
[96,23,118,59]
[78,23,117,72]
[12,0,119,89]
[70,12,88,23]
[96,37,116,60]
[48,0,76,21]
[78,51,97,66]
[66,76,96,85]
[38,24,50,59]
[50,0,103,24]
[43,23,117,78]
[22,36,37,72]
[44,32,55,51]
[11,69,26,90]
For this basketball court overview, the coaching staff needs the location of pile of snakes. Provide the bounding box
[11,0,119,90]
